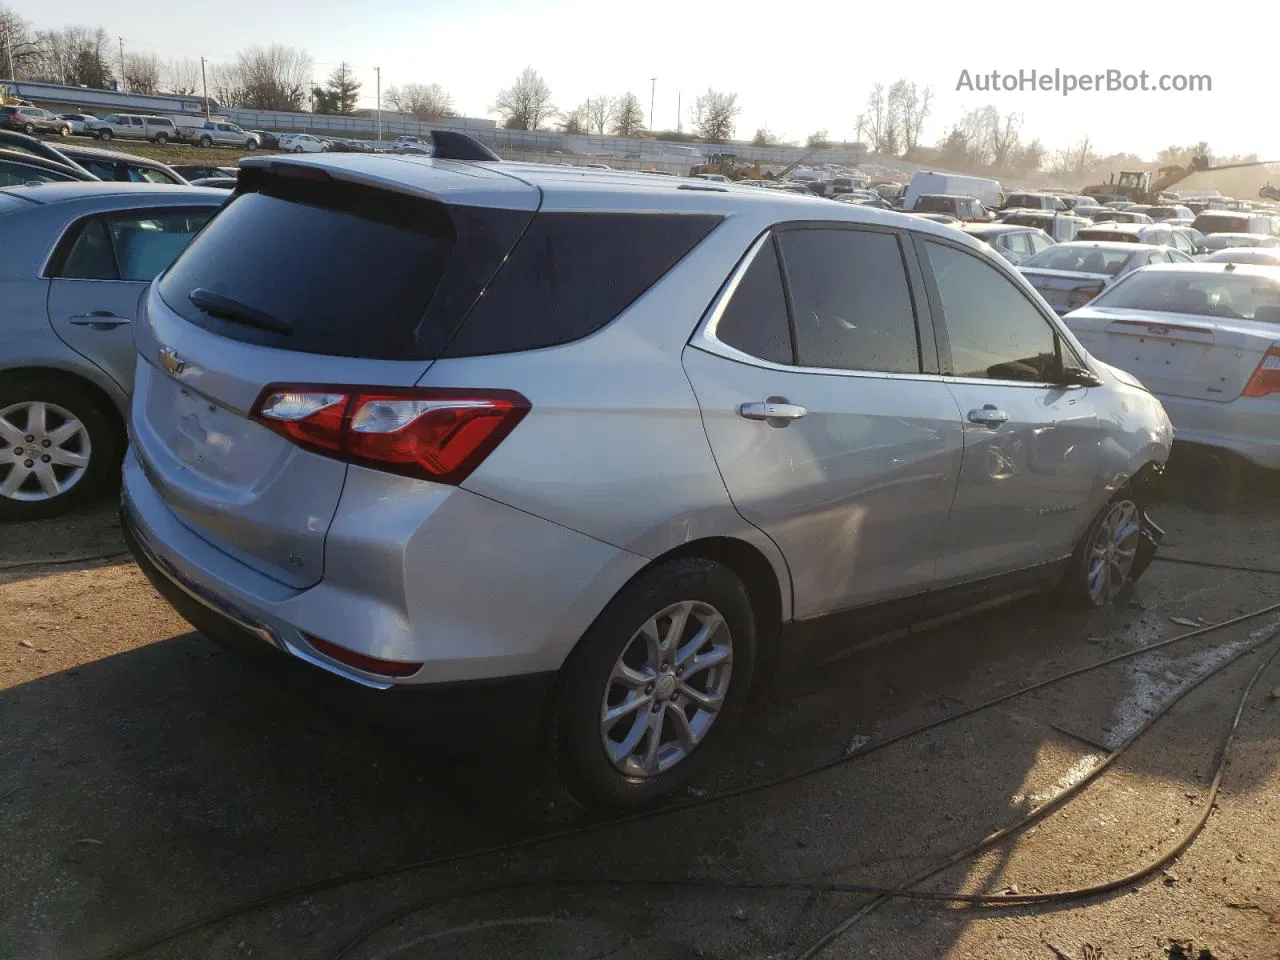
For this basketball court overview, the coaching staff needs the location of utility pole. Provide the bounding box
[3,23,16,84]
[200,56,210,120]
[374,66,381,141]
[676,91,681,133]
[118,36,125,92]
[649,77,657,132]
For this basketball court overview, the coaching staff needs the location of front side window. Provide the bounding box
[713,239,793,365]
[777,228,920,374]
[924,241,1059,383]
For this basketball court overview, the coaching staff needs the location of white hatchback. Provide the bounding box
[1066,262,1280,469]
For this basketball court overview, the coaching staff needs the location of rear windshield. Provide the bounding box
[1078,229,1138,243]
[1092,270,1280,320]
[1024,246,1133,275]
[159,173,459,360]
[1202,233,1270,250]
[1193,214,1251,234]
[915,196,956,213]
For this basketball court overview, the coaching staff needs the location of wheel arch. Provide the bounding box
[0,362,127,442]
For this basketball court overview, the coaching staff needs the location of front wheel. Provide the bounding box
[551,557,756,810]
[58,125,71,137]
[1062,496,1145,607]
[246,139,258,150]
[22,122,35,135]
[0,374,120,522]
[293,145,304,153]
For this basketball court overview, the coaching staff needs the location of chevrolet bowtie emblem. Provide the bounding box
[159,347,186,376]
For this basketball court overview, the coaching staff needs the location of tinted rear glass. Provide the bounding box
[1193,214,1251,234]
[443,212,721,357]
[1024,245,1133,274]
[159,173,457,360]
[915,196,956,213]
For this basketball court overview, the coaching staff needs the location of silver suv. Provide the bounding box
[121,152,1173,809]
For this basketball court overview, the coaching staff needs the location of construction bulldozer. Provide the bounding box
[1260,182,1280,202]
[1085,156,1277,204]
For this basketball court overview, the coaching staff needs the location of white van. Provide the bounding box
[904,171,1003,211]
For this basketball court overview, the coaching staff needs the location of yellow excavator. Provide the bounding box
[1085,156,1277,204]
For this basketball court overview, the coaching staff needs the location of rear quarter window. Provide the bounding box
[443,212,722,357]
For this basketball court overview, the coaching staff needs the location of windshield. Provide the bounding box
[1023,246,1133,275]
[1091,270,1280,320]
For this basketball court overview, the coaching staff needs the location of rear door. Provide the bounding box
[684,224,964,619]
[131,163,538,588]
[917,236,1102,585]
[46,206,217,391]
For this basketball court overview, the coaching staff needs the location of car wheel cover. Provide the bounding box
[1086,499,1140,605]
[0,401,91,502]
[599,599,732,777]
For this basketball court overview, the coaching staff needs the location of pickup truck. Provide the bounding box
[177,120,261,150]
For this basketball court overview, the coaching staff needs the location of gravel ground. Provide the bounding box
[2,476,1279,960]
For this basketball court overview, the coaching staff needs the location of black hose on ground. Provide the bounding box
[98,603,1280,960]
[325,629,1280,959]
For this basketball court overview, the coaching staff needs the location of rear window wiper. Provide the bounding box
[188,288,292,336]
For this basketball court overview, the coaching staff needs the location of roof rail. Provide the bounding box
[429,130,501,162]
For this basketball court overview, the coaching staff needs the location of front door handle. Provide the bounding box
[69,312,130,330]
[740,399,808,422]
[967,405,1010,427]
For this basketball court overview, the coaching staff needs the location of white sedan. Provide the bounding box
[278,134,329,154]
[1065,262,1280,470]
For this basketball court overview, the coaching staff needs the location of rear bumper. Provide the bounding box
[121,447,645,688]
[1156,392,1280,470]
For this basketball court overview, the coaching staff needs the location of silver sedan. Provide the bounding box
[0,182,222,519]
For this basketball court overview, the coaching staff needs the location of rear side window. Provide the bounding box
[444,213,721,357]
[713,239,793,364]
[777,228,921,374]
[53,209,215,281]
[160,174,459,360]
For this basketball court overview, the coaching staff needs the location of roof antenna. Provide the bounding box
[428,130,502,162]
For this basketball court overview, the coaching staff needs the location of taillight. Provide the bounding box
[250,385,530,484]
[1243,347,1280,398]
[1066,284,1104,309]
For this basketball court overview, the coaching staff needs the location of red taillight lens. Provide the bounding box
[303,632,423,678]
[1243,347,1280,398]
[250,385,530,484]
[1067,284,1104,309]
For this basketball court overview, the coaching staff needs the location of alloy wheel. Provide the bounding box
[599,600,733,777]
[1087,499,1140,605]
[0,401,91,502]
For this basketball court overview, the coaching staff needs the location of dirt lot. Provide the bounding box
[2,475,1280,960]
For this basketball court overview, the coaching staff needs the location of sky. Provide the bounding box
[13,0,1280,162]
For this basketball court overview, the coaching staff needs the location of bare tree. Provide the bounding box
[30,26,112,87]
[807,129,830,148]
[1051,136,1097,178]
[581,95,614,136]
[752,127,781,146]
[383,82,454,121]
[611,91,644,137]
[895,81,932,154]
[863,83,892,152]
[234,44,311,111]
[162,57,202,96]
[123,52,161,94]
[691,89,740,143]
[0,6,43,80]
[559,106,588,135]
[493,67,555,131]
[1009,137,1046,174]
[208,62,246,109]
[988,110,1022,169]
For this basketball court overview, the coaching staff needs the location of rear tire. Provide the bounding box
[58,125,71,137]
[22,122,34,136]
[98,129,112,141]
[1060,493,1145,608]
[0,373,121,522]
[154,132,169,144]
[293,145,304,153]
[199,135,213,148]
[551,558,756,810]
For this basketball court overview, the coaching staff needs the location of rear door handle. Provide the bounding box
[69,312,130,329]
[967,405,1010,427]
[740,400,808,422]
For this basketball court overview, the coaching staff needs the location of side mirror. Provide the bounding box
[1059,365,1103,387]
